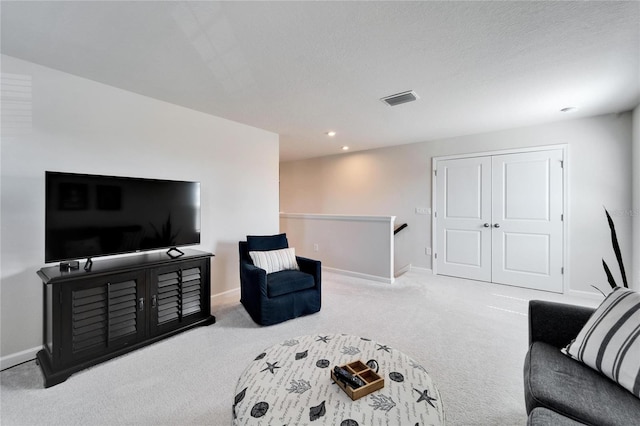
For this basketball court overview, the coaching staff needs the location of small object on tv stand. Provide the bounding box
[84,258,93,271]
[59,261,79,272]
[167,247,184,259]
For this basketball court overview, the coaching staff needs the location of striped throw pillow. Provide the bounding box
[563,287,640,398]
[249,248,300,274]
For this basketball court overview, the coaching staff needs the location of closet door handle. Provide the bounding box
[493,223,501,228]
[483,223,490,228]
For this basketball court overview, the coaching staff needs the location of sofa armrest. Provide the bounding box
[528,300,595,349]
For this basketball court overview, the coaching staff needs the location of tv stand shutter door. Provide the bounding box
[149,258,209,336]
[60,271,145,366]
[61,270,145,366]
[156,270,181,325]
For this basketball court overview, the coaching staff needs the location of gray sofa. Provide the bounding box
[524,300,640,425]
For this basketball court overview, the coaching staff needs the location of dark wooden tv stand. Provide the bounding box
[36,249,215,387]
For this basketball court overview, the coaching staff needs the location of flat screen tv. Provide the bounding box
[45,171,201,263]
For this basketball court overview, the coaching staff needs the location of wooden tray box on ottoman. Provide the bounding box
[331,360,384,400]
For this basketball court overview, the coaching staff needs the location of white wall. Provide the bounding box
[280,113,633,296]
[0,55,280,367]
[633,105,640,291]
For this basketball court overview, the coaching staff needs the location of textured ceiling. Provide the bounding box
[2,1,639,161]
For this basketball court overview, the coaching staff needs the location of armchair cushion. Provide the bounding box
[267,270,315,298]
[247,233,288,252]
[249,248,299,274]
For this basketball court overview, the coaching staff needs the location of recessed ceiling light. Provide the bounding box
[560,107,577,113]
[341,146,349,151]
[326,131,336,137]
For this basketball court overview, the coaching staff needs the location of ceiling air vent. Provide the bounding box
[380,90,419,106]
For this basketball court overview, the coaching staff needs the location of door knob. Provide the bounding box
[493,223,500,228]
[483,223,490,228]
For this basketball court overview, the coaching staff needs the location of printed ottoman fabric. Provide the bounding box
[233,334,445,425]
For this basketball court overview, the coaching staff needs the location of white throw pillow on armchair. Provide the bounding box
[249,247,300,274]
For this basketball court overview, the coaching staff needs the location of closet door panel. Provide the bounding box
[491,150,563,292]
[435,156,492,281]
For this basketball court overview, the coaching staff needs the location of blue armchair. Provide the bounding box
[239,234,321,325]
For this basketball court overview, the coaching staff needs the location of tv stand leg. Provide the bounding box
[167,247,184,259]
[84,258,93,271]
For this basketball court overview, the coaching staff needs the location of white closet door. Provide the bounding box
[435,156,492,282]
[490,150,563,292]
[434,148,564,292]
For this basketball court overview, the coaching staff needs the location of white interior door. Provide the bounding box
[435,156,492,282]
[434,149,564,293]
[491,150,563,292]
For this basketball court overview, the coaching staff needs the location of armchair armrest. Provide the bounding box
[240,261,268,296]
[528,300,595,349]
[297,256,321,288]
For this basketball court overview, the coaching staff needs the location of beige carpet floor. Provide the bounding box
[0,270,598,425]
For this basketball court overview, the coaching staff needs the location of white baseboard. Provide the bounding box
[1,346,40,371]
[211,287,240,300]
[210,288,240,309]
[394,263,412,277]
[410,266,433,274]
[565,289,606,306]
[323,267,394,284]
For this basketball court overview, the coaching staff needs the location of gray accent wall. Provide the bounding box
[0,55,280,367]
[280,113,635,295]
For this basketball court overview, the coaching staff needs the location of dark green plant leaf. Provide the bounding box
[590,285,607,298]
[603,260,617,290]
[605,208,628,288]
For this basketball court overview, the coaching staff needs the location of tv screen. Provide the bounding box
[45,171,201,263]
